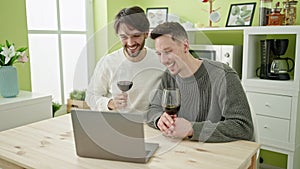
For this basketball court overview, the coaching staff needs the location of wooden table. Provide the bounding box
[0,114,260,169]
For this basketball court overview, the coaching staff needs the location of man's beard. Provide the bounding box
[125,41,145,58]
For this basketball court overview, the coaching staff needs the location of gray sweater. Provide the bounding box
[147,60,254,142]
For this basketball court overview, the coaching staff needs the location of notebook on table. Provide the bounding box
[71,109,159,163]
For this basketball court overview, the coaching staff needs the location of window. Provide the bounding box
[25,0,94,104]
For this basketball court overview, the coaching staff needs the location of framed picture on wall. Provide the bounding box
[146,7,168,28]
[226,3,256,27]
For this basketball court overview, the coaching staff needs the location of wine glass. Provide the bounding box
[161,88,181,116]
[116,67,133,93]
[116,75,133,112]
[117,81,133,92]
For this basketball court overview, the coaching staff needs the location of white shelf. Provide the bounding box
[186,25,300,32]
[243,25,300,34]
[242,78,298,95]
[0,90,53,131]
[242,25,300,169]
[186,27,245,32]
[0,90,51,106]
[242,26,300,83]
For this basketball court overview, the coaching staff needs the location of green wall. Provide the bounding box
[1,0,299,92]
[97,0,299,48]
[260,149,288,168]
[0,0,31,91]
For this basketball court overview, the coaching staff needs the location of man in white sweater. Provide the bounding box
[85,6,164,115]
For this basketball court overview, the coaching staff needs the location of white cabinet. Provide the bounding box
[0,90,52,131]
[242,26,300,169]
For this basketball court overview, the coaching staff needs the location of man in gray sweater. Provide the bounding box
[147,22,254,142]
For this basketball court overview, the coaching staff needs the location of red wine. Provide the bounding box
[117,81,133,92]
[163,105,180,115]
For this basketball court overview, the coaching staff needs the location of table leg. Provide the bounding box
[248,153,257,169]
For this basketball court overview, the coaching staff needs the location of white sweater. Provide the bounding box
[85,47,165,114]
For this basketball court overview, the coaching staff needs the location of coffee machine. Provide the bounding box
[258,39,294,80]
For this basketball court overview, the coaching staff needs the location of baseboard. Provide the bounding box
[259,163,285,169]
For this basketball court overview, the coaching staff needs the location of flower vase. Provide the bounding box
[0,66,19,98]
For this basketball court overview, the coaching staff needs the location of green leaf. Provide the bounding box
[231,6,240,16]
[0,57,5,65]
[241,6,247,11]
[235,17,245,25]
[240,10,252,18]
[17,47,28,52]
[5,40,11,48]
[70,90,86,100]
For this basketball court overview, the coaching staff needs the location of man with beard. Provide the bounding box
[86,6,164,115]
[147,22,253,142]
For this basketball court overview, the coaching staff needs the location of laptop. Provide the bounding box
[71,109,159,163]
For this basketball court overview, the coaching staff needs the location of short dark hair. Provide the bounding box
[150,22,188,42]
[114,6,150,34]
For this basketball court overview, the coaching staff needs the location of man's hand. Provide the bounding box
[158,115,193,139]
[171,118,194,138]
[108,93,128,110]
[157,112,176,135]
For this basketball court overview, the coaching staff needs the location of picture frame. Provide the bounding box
[226,3,256,27]
[146,7,168,28]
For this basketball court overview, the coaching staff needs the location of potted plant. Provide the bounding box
[52,102,62,117]
[0,40,28,98]
[67,89,90,112]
